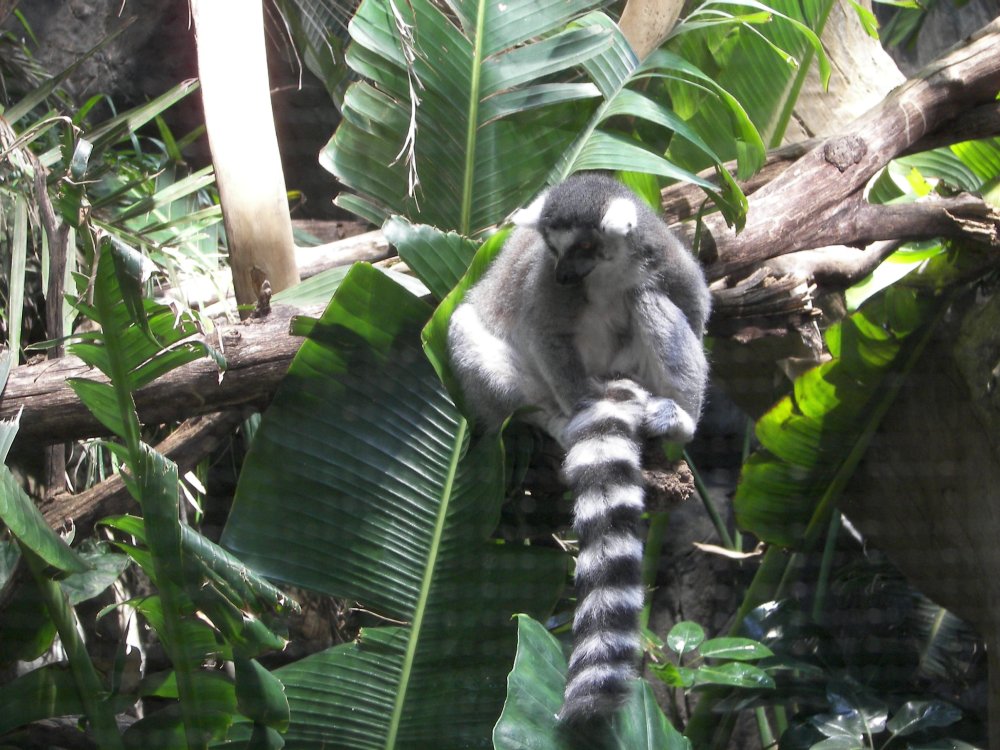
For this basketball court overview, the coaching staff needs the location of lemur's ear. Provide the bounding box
[600,198,637,237]
[511,191,548,228]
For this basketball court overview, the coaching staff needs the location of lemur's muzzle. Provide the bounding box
[555,253,596,285]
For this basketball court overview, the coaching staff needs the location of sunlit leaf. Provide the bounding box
[735,286,943,547]
[693,662,775,689]
[699,637,773,660]
[666,621,705,655]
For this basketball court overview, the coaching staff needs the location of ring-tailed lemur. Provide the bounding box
[447,172,710,723]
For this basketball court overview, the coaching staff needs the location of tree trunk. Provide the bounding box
[787,0,905,142]
[619,0,685,59]
[192,0,300,313]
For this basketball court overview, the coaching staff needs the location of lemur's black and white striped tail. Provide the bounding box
[559,379,650,724]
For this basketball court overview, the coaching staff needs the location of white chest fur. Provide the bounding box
[574,292,633,377]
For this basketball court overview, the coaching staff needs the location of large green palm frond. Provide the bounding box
[322,0,609,235]
[322,0,771,235]
[667,0,831,167]
[222,264,566,748]
[548,11,760,226]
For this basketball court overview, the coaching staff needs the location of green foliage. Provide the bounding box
[488,616,772,746]
[321,0,767,234]
[61,241,222,747]
[0,342,115,747]
[0,36,284,744]
[667,0,832,158]
[67,240,225,431]
[787,695,965,749]
[3,0,995,747]
[0,663,135,736]
[15,238,297,748]
[877,0,944,51]
[710,598,981,750]
[272,0,352,106]
[735,133,1000,550]
[323,0,609,233]
[649,621,775,695]
[223,264,566,747]
[0,441,89,574]
[384,215,479,300]
[733,283,944,548]
[101,514,296,660]
[688,135,1000,746]
[554,14,757,225]
[493,615,692,750]
[0,35,223,361]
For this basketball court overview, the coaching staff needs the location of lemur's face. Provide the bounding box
[515,187,639,286]
[540,226,603,285]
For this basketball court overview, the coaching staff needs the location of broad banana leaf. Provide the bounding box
[734,284,943,548]
[493,615,692,750]
[667,0,831,165]
[322,0,758,234]
[222,263,566,748]
[323,0,609,234]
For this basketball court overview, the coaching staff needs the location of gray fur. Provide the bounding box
[447,172,710,722]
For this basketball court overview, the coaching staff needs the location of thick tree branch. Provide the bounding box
[662,101,1000,226]
[710,192,999,282]
[847,194,999,246]
[698,18,1000,280]
[764,241,901,288]
[5,304,321,447]
[899,101,1000,156]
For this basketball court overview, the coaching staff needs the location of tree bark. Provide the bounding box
[786,0,905,143]
[6,304,321,447]
[619,0,685,59]
[697,18,1000,280]
[660,101,1000,225]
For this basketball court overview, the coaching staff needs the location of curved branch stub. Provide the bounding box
[822,136,867,172]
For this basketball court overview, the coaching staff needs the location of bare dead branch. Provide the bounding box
[697,18,1000,280]
[41,410,249,536]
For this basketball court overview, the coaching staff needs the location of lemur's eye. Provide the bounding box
[576,240,594,252]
